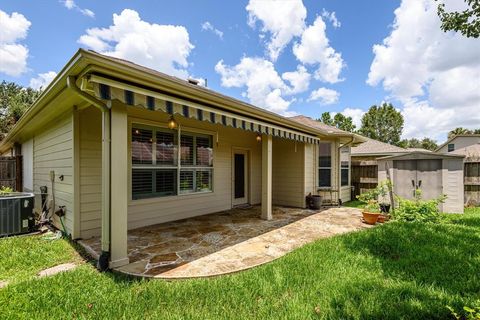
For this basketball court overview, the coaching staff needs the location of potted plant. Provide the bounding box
[377,180,392,221]
[362,200,381,225]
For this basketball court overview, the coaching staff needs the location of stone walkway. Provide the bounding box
[80,206,370,279]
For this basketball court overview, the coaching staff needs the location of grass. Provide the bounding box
[0,208,479,319]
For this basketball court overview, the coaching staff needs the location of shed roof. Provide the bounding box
[378,151,465,161]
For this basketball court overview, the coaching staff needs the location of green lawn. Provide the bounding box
[1,208,479,319]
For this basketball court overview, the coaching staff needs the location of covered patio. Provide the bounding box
[79,206,370,278]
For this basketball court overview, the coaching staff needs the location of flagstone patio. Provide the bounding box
[79,206,370,279]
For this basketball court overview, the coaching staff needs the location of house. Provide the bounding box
[0,49,365,268]
[436,134,480,153]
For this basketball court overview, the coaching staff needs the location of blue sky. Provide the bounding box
[1,0,478,142]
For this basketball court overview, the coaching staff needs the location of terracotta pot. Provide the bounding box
[362,211,381,225]
[377,214,386,223]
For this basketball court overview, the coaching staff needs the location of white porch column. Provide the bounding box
[261,134,272,220]
[109,102,129,268]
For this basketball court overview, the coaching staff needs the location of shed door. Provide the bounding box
[393,160,417,199]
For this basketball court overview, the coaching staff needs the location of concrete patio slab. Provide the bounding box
[79,206,371,279]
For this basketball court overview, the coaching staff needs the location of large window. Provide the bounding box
[131,125,213,199]
[340,146,350,186]
[318,143,331,187]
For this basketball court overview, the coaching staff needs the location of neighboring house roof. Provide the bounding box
[450,143,480,161]
[350,137,406,156]
[289,115,366,144]
[435,134,480,152]
[0,49,364,153]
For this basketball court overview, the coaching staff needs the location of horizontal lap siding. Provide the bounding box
[33,113,74,234]
[127,111,262,230]
[272,138,305,207]
[79,107,102,239]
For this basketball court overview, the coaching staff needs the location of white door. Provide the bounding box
[232,150,249,206]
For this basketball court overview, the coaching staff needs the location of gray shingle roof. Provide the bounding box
[351,137,406,156]
[289,115,351,135]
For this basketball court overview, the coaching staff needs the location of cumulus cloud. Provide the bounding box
[367,0,480,139]
[62,0,95,18]
[29,71,57,90]
[246,0,306,61]
[293,16,344,83]
[78,9,194,78]
[201,21,223,39]
[281,65,311,94]
[0,10,31,77]
[341,107,365,128]
[215,57,296,114]
[321,9,341,28]
[307,87,339,105]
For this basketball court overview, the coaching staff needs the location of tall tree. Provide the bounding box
[333,113,356,132]
[448,127,473,138]
[359,103,404,145]
[474,129,480,134]
[0,81,41,140]
[420,138,439,151]
[436,0,480,38]
[318,112,334,126]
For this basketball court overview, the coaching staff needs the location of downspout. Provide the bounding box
[67,76,111,271]
[337,136,355,204]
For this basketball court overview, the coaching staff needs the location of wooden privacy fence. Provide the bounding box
[465,161,480,206]
[351,160,378,199]
[0,156,22,191]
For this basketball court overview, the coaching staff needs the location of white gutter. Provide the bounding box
[66,76,111,271]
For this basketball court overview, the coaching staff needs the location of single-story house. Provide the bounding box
[0,49,365,268]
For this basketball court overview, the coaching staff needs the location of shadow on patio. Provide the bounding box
[79,206,369,279]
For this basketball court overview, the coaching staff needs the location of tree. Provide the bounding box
[436,0,480,38]
[0,81,41,140]
[316,112,356,132]
[333,113,356,132]
[448,127,473,138]
[359,103,404,145]
[474,129,480,134]
[399,137,438,151]
[318,112,334,126]
[420,138,438,151]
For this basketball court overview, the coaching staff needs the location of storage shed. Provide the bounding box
[377,151,465,214]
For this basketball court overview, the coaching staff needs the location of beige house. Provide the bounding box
[436,134,480,153]
[0,49,365,268]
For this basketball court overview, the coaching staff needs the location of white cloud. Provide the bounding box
[29,71,57,90]
[321,9,341,28]
[307,87,339,105]
[282,65,311,94]
[0,10,31,77]
[293,16,344,83]
[215,57,293,114]
[62,0,95,18]
[201,21,223,39]
[341,108,365,128]
[246,0,306,61]
[78,9,194,78]
[367,0,480,139]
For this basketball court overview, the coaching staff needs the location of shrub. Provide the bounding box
[393,189,446,223]
[448,303,480,320]
[0,186,13,195]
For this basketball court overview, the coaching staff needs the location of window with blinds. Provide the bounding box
[318,142,332,187]
[340,146,350,186]
[132,126,213,199]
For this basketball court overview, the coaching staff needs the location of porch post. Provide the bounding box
[261,134,272,220]
[109,102,129,268]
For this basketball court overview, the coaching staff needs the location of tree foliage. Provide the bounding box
[0,81,41,140]
[317,112,356,132]
[398,137,438,151]
[358,103,404,145]
[436,0,480,38]
[448,127,474,138]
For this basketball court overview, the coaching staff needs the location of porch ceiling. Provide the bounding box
[79,206,371,279]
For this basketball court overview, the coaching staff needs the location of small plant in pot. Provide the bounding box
[362,200,381,225]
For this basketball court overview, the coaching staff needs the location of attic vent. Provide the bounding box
[187,78,199,85]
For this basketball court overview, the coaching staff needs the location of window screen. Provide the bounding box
[318,143,332,187]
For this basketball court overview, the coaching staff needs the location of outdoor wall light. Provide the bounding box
[256,134,262,142]
[167,116,177,130]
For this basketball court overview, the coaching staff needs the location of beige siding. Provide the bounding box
[126,108,262,230]
[33,112,74,234]
[438,136,480,153]
[304,143,315,198]
[78,107,102,238]
[272,138,305,207]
